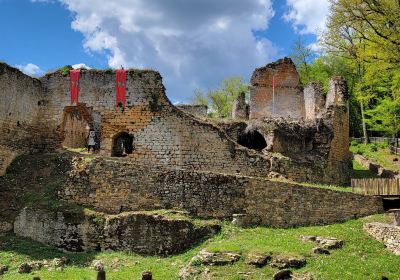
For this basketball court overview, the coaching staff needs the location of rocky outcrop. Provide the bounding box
[14,208,220,255]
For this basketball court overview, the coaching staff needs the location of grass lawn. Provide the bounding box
[1,215,399,280]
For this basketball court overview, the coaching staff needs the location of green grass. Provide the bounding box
[1,215,399,280]
[350,142,400,172]
[352,160,379,179]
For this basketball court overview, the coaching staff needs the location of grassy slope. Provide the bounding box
[350,142,400,172]
[1,215,399,280]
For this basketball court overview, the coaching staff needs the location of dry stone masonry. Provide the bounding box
[364,222,400,255]
[14,207,219,255]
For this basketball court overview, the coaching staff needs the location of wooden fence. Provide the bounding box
[351,137,399,144]
[390,145,400,154]
[352,178,400,196]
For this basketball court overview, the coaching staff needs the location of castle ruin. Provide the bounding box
[0,58,383,255]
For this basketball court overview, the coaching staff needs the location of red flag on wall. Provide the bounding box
[116,69,127,107]
[69,69,81,105]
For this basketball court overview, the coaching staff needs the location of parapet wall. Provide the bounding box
[61,157,383,227]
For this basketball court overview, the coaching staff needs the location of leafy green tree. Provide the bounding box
[290,37,314,85]
[365,96,400,137]
[192,76,249,118]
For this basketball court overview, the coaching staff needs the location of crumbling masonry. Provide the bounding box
[0,58,383,253]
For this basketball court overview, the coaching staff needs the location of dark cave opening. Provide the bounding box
[237,130,267,151]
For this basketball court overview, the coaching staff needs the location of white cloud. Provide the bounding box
[52,0,277,102]
[284,0,330,35]
[15,63,44,77]
[72,63,91,69]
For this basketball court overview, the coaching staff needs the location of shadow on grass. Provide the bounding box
[0,233,97,266]
[352,169,379,179]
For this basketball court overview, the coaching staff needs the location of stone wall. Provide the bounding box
[304,82,325,120]
[14,207,219,255]
[0,63,55,152]
[61,157,383,227]
[232,92,249,120]
[176,104,208,117]
[364,222,400,255]
[0,61,351,185]
[250,57,305,120]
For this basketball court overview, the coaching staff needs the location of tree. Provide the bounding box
[191,76,249,118]
[290,37,314,85]
[365,96,400,137]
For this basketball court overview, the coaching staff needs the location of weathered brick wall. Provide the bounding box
[61,157,383,227]
[250,57,305,120]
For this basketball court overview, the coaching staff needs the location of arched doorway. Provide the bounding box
[112,132,134,157]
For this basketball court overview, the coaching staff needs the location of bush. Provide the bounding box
[370,143,378,152]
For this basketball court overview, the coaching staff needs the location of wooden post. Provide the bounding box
[97,270,106,280]
[141,271,152,280]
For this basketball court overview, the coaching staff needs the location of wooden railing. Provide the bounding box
[352,178,400,196]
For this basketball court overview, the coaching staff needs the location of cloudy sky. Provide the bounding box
[0,0,330,103]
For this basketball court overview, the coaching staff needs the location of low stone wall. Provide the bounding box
[353,154,398,178]
[364,222,400,255]
[60,157,383,227]
[14,208,219,255]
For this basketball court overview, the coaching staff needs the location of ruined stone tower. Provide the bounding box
[249,57,305,120]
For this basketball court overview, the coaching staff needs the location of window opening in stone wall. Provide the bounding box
[112,132,134,157]
[237,130,267,151]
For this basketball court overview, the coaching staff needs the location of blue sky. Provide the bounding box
[0,0,329,102]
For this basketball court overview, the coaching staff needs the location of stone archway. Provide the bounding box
[61,104,93,149]
[112,132,134,157]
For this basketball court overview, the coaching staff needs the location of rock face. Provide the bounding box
[14,208,220,255]
[364,222,400,255]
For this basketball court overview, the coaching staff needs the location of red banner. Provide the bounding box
[69,69,81,105]
[116,69,127,107]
